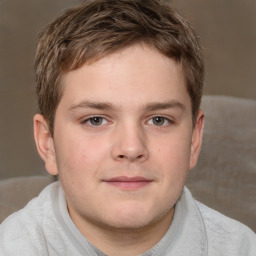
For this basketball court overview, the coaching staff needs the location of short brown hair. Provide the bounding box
[35,0,204,135]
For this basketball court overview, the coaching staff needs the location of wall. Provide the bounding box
[173,0,256,98]
[0,0,255,178]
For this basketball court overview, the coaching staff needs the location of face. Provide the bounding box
[34,44,203,235]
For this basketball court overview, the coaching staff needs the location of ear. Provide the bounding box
[33,114,58,175]
[189,110,204,169]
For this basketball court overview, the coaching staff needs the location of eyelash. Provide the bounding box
[80,115,174,127]
[146,116,174,127]
[81,116,109,126]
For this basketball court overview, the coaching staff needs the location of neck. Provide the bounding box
[70,208,174,256]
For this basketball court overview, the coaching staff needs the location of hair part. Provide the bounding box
[35,0,204,135]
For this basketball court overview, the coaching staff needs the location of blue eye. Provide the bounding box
[153,117,165,126]
[147,116,171,126]
[83,116,108,126]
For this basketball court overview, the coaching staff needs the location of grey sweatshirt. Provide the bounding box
[0,182,255,255]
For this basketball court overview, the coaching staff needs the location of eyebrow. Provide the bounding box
[144,101,185,112]
[69,101,113,111]
[69,100,185,112]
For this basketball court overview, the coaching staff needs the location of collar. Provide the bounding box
[142,187,208,256]
[56,183,207,256]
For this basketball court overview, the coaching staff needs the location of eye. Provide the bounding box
[147,116,171,126]
[82,116,108,126]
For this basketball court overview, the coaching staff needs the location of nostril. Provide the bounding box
[137,155,143,159]
[118,155,125,159]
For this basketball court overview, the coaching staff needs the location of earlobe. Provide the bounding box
[189,110,204,169]
[33,114,58,175]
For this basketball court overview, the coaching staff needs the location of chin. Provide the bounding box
[101,217,155,232]
[99,205,173,232]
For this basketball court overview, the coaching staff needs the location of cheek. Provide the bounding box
[155,135,191,164]
[152,131,192,180]
[55,136,103,199]
[55,133,115,199]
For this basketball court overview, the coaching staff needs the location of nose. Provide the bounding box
[111,124,149,162]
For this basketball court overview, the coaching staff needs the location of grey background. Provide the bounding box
[0,0,256,179]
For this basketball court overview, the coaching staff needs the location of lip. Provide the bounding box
[103,176,153,190]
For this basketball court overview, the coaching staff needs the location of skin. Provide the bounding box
[34,44,204,256]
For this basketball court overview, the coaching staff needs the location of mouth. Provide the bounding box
[103,176,153,190]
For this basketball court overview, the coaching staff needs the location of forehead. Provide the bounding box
[59,44,190,110]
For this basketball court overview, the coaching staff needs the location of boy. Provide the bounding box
[0,0,255,255]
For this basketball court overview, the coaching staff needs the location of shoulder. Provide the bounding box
[0,182,59,255]
[195,200,256,255]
